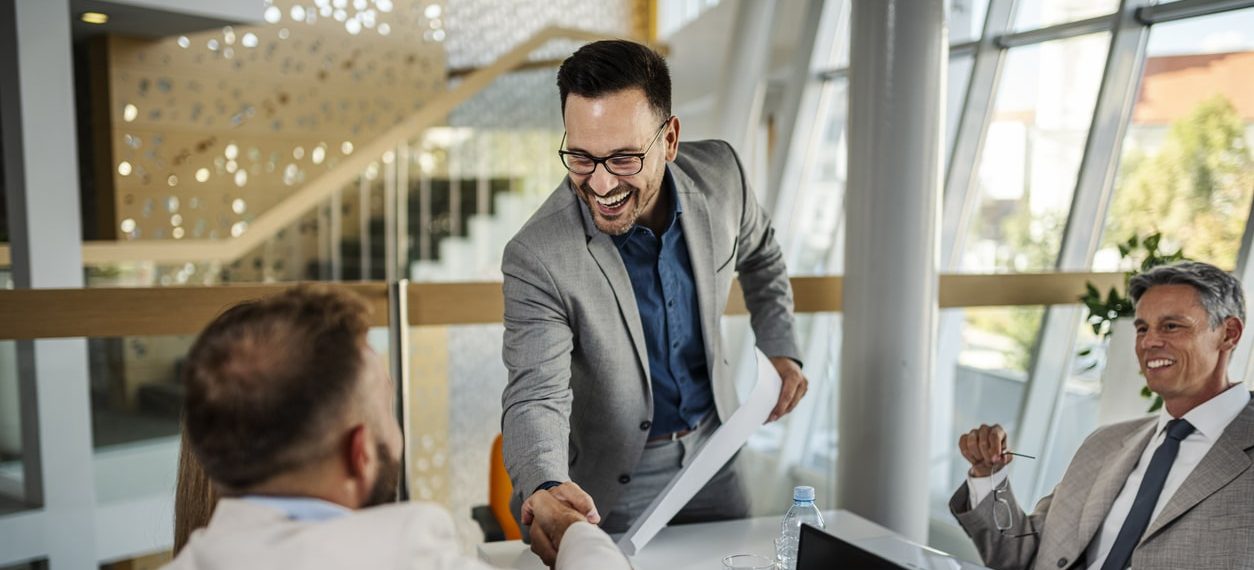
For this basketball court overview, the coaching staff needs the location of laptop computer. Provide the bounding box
[796,523,988,570]
[797,523,905,569]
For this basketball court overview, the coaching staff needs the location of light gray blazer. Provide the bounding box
[950,395,1254,570]
[500,139,801,521]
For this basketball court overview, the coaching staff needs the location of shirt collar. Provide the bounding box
[241,495,352,522]
[611,167,680,248]
[1155,383,1251,441]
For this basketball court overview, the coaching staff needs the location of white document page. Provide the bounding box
[617,348,783,556]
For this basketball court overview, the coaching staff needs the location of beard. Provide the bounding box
[362,442,401,507]
[576,179,656,236]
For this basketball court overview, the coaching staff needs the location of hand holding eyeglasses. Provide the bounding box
[958,424,1034,478]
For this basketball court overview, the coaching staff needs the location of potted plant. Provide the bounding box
[1079,232,1186,414]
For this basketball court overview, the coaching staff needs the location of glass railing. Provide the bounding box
[0,273,1127,561]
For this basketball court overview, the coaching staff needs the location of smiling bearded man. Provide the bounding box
[499,39,810,538]
[949,261,1254,570]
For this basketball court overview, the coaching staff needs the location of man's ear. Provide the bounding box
[1222,316,1244,351]
[664,116,681,162]
[345,424,371,480]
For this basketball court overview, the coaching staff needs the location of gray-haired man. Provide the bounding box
[951,261,1254,569]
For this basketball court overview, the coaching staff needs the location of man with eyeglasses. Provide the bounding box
[500,39,808,545]
[950,261,1254,569]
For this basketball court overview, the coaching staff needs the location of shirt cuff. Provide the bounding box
[534,481,562,495]
[966,468,1009,509]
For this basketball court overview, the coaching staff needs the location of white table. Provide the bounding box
[477,510,991,570]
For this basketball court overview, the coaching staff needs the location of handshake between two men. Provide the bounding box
[521,481,604,567]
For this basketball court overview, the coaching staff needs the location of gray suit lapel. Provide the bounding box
[1076,420,1156,548]
[574,180,652,385]
[672,169,719,377]
[1142,398,1254,543]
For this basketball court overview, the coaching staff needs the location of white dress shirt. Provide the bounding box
[165,497,630,570]
[967,383,1250,569]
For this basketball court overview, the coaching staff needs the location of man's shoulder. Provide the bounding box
[1080,415,1157,450]
[166,501,462,570]
[674,139,739,177]
[509,186,583,248]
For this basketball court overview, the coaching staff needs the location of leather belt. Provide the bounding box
[646,412,713,443]
[647,426,697,443]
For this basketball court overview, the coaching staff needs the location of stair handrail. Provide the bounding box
[0,26,632,267]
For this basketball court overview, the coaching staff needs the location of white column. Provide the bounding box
[0,0,98,567]
[838,0,944,543]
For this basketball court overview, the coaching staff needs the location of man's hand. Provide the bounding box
[521,481,600,526]
[522,486,598,568]
[959,424,1013,478]
[767,356,808,423]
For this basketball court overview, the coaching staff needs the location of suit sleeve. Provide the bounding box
[722,141,802,363]
[500,238,574,500]
[554,522,632,570]
[949,479,1052,570]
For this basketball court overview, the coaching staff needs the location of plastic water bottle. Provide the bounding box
[776,486,825,570]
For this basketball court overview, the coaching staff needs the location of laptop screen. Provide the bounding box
[796,523,905,570]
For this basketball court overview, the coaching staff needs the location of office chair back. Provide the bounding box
[490,433,521,540]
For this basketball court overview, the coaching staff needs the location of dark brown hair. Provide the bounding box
[557,40,671,121]
[181,284,372,490]
[174,429,217,553]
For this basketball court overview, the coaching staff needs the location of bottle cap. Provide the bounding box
[793,486,815,502]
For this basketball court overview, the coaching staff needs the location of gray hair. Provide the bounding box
[1128,261,1246,328]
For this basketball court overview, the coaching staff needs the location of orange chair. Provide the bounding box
[472,433,522,541]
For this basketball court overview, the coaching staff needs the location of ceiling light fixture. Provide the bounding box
[81,12,109,24]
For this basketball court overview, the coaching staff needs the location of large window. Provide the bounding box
[781,79,847,276]
[961,33,1110,273]
[949,0,991,43]
[1096,8,1254,270]
[1011,0,1118,32]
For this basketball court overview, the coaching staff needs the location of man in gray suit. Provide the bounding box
[951,260,1254,569]
[501,40,808,536]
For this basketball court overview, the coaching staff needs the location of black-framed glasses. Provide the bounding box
[558,116,672,176]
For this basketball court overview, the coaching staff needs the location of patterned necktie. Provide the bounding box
[1100,418,1196,570]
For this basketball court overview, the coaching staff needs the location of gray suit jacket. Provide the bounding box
[950,395,1254,570]
[500,139,800,521]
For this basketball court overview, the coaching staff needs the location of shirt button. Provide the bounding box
[667,300,674,307]
[672,341,679,349]
[1057,558,1067,568]
[619,474,631,484]
[640,421,651,431]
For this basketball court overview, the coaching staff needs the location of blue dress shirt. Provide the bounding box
[242,495,351,522]
[612,169,714,438]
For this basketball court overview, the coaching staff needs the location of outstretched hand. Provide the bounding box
[522,482,600,568]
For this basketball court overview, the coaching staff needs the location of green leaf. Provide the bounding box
[1147,395,1164,413]
[1078,347,1093,356]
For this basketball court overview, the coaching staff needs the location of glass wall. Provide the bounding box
[0,339,23,517]
[0,269,25,517]
[949,0,990,43]
[1011,0,1118,32]
[960,34,1109,273]
[1096,8,1254,270]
